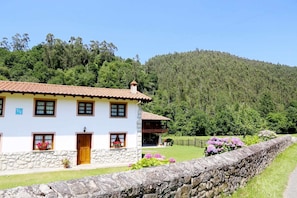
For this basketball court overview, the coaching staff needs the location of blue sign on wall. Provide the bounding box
[15,108,23,115]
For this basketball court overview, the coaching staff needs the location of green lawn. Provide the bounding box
[0,145,205,190]
[0,166,129,190]
[230,142,297,198]
[143,145,205,162]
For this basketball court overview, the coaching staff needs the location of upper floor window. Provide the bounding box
[35,99,56,116]
[110,103,126,117]
[33,133,54,150]
[110,133,126,148]
[0,98,4,116]
[77,101,94,115]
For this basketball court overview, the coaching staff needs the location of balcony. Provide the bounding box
[142,128,168,133]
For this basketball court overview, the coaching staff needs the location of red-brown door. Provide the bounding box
[77,134,91,165]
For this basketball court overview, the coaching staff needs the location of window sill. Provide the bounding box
[110,147,125,149]
[33,149,54,152]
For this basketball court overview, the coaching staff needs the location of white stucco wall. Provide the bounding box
[0,93,140,153]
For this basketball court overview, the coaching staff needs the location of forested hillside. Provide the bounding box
[144,50,297,135]
[1,34,297,136]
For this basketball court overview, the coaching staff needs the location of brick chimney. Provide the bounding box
[130,80,138,94]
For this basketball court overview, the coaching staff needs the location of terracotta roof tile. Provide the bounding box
[0,81,152,102]
[142,111,170,120]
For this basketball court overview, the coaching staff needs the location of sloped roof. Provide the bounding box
[142,111,170,121]
[0,81,152,102]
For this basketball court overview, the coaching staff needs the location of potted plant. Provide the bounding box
[61,158,70,168]
[113,140,121,148]
[36,142,49,150]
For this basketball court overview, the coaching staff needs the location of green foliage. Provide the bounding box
[130,157,166,170]
[97,60,134,88]
[285,101,297,133]
[266,112,288,133]
[258,93,276,117]
[130,153,175,170]
[212,104,265,136]
[242,135,261,146]
[1,34,297,135]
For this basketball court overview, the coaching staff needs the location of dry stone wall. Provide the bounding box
[0,135,293,198]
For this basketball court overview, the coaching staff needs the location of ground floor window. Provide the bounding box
[33,134,54,150]
[110,133,126,148]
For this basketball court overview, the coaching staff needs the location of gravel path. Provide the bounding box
[283,166,297,198]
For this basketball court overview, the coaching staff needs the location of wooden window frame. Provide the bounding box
[34,99,56,116]
[0,97,4,117]
[77,101,94,116]
[110,103,127,118]
[110,133,126,148]
[33,133,54,150]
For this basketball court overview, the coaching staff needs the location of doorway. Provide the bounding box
[77,134,92,165]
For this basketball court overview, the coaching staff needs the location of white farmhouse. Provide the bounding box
[0,80,152,171]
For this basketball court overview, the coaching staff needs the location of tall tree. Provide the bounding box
[11,33,30,51]
[0,37,10,50]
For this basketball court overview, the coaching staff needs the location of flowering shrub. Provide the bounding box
[258,130,277,141]
[36,142,49,150]
[130,153,176,170]
[204,137,245,156]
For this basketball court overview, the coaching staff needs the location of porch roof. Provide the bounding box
[142,111,170,121]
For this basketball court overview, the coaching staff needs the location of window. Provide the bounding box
[0,98,4,116]
[33,134,54,150]
[77,101,94,115]
[110,103,126,117]
[35,99,55,116]
[110,133,126,148]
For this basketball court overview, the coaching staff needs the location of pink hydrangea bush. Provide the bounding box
[130,153,176,170]
[205,137,245,156]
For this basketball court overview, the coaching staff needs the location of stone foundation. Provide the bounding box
[0,136,293,197]
[0,148,139,171]
[0,150,76,171]
[92,148,139,164]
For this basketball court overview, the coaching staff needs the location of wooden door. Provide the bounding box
[77,134,91,165]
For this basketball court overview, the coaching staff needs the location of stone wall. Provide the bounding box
[0,148,138,171]
[0,136,293,198]
[92,148,138,164]
[0,150,76,171]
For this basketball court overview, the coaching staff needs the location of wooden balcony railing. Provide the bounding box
[142,128,168,133]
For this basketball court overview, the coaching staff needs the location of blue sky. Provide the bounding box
[1,0,296,66]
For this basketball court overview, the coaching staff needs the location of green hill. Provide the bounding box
[143,50,297,135]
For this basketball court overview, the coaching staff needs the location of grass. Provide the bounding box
[230,142,297,198]
[0,166,129,190]
[0,145,205,190]
[143,145,205,162]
